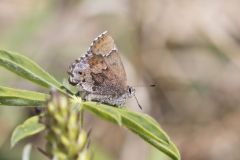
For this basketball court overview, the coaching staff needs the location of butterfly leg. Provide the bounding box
[76,91,90,101]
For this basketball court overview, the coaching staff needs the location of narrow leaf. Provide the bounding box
[0,49,62,90]
[82,102,181,160]
[82,103,122,125]
[0,86,48,106]
[11,116,45,148]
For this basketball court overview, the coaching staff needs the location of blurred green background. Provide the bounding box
[1,0,240,160]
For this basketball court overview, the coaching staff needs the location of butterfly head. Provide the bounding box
[127,86,135,97]
[127,86,142,110]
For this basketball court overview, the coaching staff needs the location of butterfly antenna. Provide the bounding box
[134,84,156,88]
[134,95,142,110]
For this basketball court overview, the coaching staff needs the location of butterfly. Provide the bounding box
[68,31,138,107]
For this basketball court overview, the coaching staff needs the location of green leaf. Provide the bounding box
[11,116,45,148]
[0,86,48,106]
[82,102,122,125]
[82,102,181,160]
[0,49,62,90]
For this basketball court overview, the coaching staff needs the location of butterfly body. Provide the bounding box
[68,31,135,106]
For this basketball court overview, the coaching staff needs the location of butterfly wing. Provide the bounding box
[68,31,128,101]
[68,31,113,86]
[69,50,127,94]
[103,49,127,91]
[88,31,116,56]
[90,50,128,95]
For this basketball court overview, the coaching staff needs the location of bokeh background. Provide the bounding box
[1,0,240,160]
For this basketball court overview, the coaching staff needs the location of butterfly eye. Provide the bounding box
[128,87,133,93]
[79,72,82,75]
[128,88,131,93]
[128,87,135,95]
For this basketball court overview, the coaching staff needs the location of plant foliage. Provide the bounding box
[0,49,181,160]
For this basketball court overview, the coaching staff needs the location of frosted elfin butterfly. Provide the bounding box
[68,31,138,107]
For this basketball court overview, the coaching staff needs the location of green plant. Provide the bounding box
[0,49,181,160]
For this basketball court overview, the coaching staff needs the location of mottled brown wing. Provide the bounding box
[87,50,128,95]
[68,54,108,93]
[103,50,127,90]
[68,31,128,96]
[88,31,116,56]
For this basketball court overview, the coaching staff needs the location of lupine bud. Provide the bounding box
[42,90,91,160]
